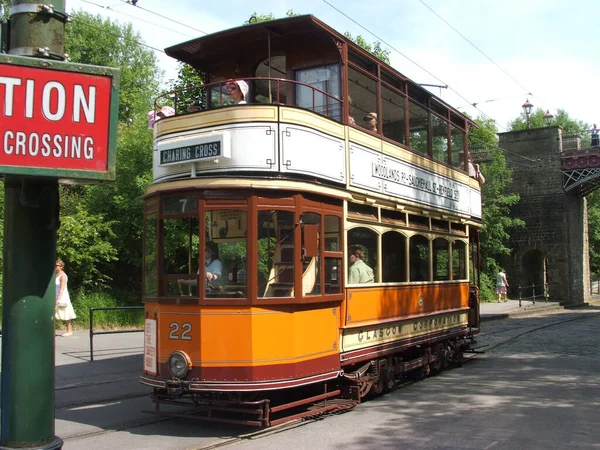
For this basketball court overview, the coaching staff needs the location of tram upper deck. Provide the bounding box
[151,14,481,221]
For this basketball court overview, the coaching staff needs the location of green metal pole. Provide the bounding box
[1,1,67,448]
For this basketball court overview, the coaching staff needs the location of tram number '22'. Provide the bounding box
[169,322,192,340]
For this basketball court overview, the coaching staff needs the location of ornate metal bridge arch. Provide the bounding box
[562,135,600,195]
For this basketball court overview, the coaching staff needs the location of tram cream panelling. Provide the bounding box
[341,311,469,352]
[279,107,345,138]
[348,144,382,192]
[280,124,346,183]
[349,143,482,219]
[154,106,279,138]
[153,123,278,183]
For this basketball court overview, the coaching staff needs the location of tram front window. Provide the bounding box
[206,210,248,298]
[257,210,295,298]
[163,216,200,296]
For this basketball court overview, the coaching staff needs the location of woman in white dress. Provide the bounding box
[55,259,76,337]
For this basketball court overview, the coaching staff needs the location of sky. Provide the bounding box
[69,0,597,131]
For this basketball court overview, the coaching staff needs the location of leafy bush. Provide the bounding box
[478,272,497,302]
[64,290,144,331]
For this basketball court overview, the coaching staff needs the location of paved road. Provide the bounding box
[229,306,600,450]
[5,299,600,449]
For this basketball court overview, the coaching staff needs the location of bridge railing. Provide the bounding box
[563,133,597,152]
[517,283,549,307]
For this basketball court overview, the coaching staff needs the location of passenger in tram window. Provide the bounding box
[177,242,223,290]
[225,80,249,104]
[147,106,175,129]
[347,95,356,125]
[348,246,374,284]
[364,112,378,132]
[592,124,599,147]
[186,102,203,113]
[459,152,486,185]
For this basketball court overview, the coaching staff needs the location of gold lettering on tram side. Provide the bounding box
[342,312,468,351]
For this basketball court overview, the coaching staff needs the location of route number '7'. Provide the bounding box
[169,322,192,340]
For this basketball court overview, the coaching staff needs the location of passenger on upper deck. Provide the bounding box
[147,106,175,129]
[347,95,356,125]
[459,152,485,185]
[364,112,378,132]
[226,80,249,104]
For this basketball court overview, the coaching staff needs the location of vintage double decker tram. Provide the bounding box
[141,15,482,426]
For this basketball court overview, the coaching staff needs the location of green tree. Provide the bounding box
[65,11,161,122]
[244,10,299,24]
[510,108,588,135]
[57,206,118,291]
[0,0,9,20]
[344,32,391,64]
[62,12,161,292]
[470,118,525,299]
[84,115,154,290]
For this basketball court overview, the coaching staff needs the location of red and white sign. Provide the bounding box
[0,63,112,173]
[144,318,157,375]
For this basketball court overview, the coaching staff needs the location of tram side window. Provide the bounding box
[325,215,342,294]
[382,231,407,282]
[163,217,200,296]
[295,64,341,121]
[381,85,407,145]
[433,237,450,281]
[257,210,296,298]
[452,240,467,280]
[206,210,248,298]
[348,227,378,284]
[432,115,449,165]
[409,101,429,155]
[451,126,466,169]
[144,216,158,297]
[409,235,430,282]
[348,67,378,133]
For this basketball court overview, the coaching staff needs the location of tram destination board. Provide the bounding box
[158,132,231,166]
[0,54,119,182]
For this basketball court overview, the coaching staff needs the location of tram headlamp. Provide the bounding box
[168,351,191,378]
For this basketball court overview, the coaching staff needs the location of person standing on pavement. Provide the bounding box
[496,268,509,303]
[55,259,76,337]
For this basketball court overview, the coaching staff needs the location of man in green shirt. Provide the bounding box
[348,247,374,284]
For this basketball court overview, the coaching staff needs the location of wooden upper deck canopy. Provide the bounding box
[164,15,476,130]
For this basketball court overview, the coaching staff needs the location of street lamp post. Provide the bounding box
[522,98,533,129]
[544,110,554,126]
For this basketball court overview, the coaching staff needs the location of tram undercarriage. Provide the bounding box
[143,332,475,427]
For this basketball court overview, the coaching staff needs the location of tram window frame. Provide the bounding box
[348,66,379,134]
[347,226,379,285]
[295,64,342,121]
[452,240,468,280]
[433,237,451,281]
[431,113,449,165]
[256,208,297,301]
[382,231,408,283]
[381,83,407,146]
[380,208,407,226]
[203,208,249,301]
[408,214,430,230]
[409,234,430,282]
[408,100,429,155]
[451,125,466,169]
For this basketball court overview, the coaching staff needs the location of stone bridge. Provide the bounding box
[495,127,592,305]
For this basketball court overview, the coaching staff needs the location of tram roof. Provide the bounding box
[165,15,476,128]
